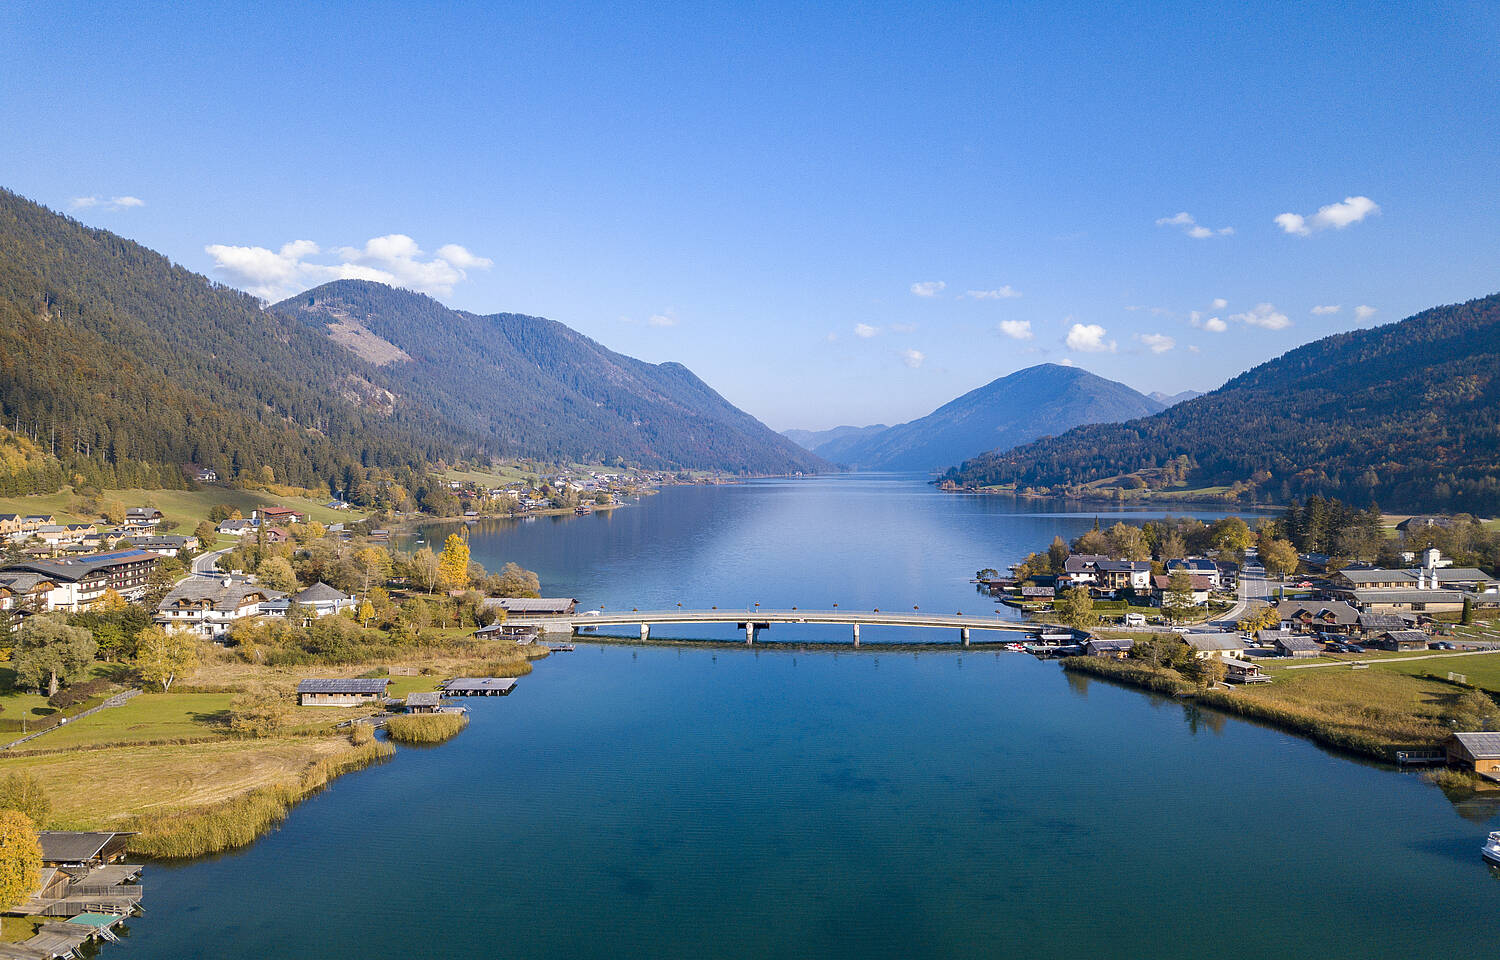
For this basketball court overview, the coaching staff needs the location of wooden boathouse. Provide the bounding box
[442,678,517,696]
[297,678,391,706]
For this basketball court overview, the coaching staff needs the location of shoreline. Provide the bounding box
[1060,655,1443,763]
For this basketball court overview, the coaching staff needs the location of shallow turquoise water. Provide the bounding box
[117,477,1500,958]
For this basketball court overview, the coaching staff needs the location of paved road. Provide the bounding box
[192,545,234,577]
[1185,555,1271,634]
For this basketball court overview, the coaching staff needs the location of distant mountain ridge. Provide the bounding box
[944,293,1500,513]
[782,424,889,458]
[1149,389,1204,406]
[816,364,1165,472]
[274,281,824,474]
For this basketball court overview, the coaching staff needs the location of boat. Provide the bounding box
[1483,832,1500,867]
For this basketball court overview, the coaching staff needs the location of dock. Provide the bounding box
[441,677,518,696]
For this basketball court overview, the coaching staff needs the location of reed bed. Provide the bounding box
[125,740,395,859]
[384,712,469,744]
[1062,656,1451,760]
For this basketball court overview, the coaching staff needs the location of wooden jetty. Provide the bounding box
[442,677,517,696]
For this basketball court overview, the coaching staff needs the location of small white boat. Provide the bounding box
[1482,831,1500,867]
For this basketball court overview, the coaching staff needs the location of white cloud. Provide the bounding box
[854,323,879,339]
[648,313,678,328]
[901,348,925,368]
[966,286,1021,300]
[1057,357,1075,367]
[1355,304,1377,320]
[825,332,838,343]
[434,244,493,270]
[910,280,946,298]
[1311,304,1341,315]
[70,195,144,211]
[998,319,1034,340]
[206,233,493,301]
[1155,211,1233,238]
[1211,298,1228,309]
[1230,302,1291,330]
[1065,322,1116,353]
[1189,314,1227,332]
[1276,195,1380,235]
[889,322,917,334]
[1137,332,1176,354]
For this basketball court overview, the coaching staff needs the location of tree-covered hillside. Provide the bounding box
[944,294,1500,513]
[274,280,824,474]
[0,188,454,492]
[0,189,818,497]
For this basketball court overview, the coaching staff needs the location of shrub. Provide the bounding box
[0,772,50,828]
[226,690,293,738]
[348,722,374,746]
[46,678,111,710]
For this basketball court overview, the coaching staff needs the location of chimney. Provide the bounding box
[1417,570,1426,590]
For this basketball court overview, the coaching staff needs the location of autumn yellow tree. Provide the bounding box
[0,811,40,910]
[98,588,128,612]
[132,626,198,692]
[438,533,470,590]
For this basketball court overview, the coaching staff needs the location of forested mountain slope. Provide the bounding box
[945,294,1500,513]
[0,188,450,492]
[273,281,824,474]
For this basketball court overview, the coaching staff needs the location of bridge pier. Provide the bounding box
[961,627,970,647]
[640,623,649,640]
[852,623,860,647]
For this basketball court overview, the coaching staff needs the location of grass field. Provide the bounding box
[0,485,365,529]
[23,692,236,749]
[0,736,356,826]
[1376,650,1500,695]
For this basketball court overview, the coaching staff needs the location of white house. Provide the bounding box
[155,577,287,637]
[261,582,357,620]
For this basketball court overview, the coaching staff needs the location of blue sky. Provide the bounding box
[3,1,1498,430]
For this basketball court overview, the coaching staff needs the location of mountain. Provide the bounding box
[782,424,888,456]
[823,364,1166,472]
[1149,389,1204,406]
[944,293,1500,513]
[0,188,820,500]
[272,281,823,475]
[0,188,454,493]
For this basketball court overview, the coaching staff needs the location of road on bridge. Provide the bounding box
[506,607,1041,646]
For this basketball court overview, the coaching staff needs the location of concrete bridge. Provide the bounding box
[505,608,1037,647]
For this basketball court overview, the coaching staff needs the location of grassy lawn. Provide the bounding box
[0,485,365,529]
[0,736,355,826]
[1377,650,1500,696]
[385,674,442,697]
[25,692,235,749]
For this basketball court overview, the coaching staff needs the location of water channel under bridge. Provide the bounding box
[505,608,1046,646]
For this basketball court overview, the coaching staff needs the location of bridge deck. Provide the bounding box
[507,609,1034,632]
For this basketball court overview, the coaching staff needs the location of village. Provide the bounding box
[985,513,1500,783]
[0,479,601,957]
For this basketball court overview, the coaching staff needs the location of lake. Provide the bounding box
[118,476,1500,959]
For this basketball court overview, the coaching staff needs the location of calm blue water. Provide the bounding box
[117,477,1500,959]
